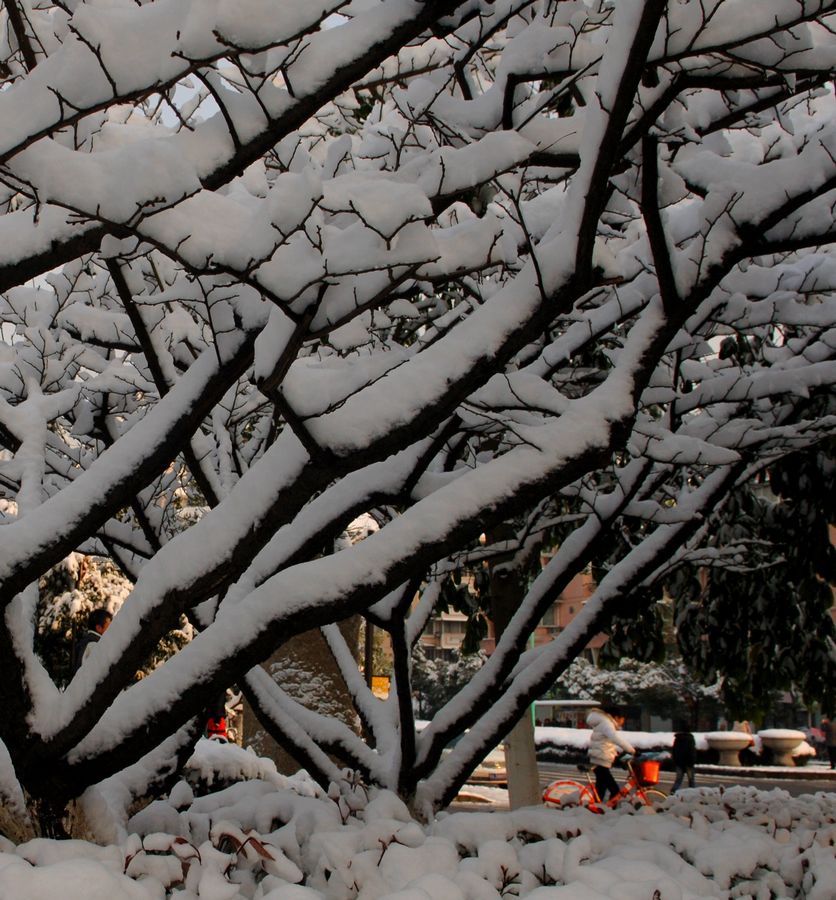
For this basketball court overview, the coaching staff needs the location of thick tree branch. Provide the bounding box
[641,134,680,315]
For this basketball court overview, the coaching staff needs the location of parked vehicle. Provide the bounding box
[442,734,508,787]
[468,745,508,786]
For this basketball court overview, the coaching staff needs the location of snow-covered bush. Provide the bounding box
[553,657,722,729]
[534,726,817,769]
[412,645,488,719]
[2,772,835,898]
[34,554,133,688]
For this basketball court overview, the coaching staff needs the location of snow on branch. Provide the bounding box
[0,0,833,825]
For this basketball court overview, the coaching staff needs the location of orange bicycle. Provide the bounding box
[543,756,667,812]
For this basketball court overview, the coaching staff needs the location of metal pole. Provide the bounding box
[364,621,374,689]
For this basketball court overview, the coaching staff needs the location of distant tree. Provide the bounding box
[553,656,720,729]
[673,435,836,721]
[412,644,487,719]
[36,554,192,688]
[632,661,723,730]
[35,554,128,689]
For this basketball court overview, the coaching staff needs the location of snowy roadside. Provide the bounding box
[1,743,834,899]
[535,726,821,762]
[696,762,836,781]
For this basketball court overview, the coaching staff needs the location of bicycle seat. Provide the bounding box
[577,762,590,772]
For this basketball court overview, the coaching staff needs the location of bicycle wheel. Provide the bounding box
[543,780,596,809]
[634,788,667,808]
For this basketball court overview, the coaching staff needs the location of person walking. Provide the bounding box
[824,717,836,770]
[587,706,636,802]
[671,730,697,792]
[206,692,229,742]
[70,608,112,676]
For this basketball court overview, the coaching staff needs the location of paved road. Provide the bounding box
[538,762,836,798]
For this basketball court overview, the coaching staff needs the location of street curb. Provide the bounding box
[695,765,836,782]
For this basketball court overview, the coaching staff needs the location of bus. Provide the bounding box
[534,699,602,728]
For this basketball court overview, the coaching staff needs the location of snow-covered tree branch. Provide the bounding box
[0,0,834,832]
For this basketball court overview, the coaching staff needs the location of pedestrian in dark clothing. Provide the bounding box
[671,731,697,792]
[71,608,112,675]
[824,718,836,770]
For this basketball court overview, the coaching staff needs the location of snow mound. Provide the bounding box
[757,729,807,740]
[185,738,292,788]
[2,776,835,898]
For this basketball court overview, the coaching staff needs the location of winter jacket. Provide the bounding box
[672,731,697,768]
[587,710,636,768]
[71,629,100,675]
[825,719,836,749]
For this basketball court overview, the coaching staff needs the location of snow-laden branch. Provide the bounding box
[0,0,834,826]
[417,465,739,808]
[0,320,265,598]
[415,456,652,768]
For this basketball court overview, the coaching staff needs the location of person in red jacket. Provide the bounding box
[206,693,229,742]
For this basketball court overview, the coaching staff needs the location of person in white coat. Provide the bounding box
[587,706,636,801]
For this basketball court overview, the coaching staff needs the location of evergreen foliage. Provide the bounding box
[411,644,487,719]
[675,442,836,720]
[36,554,192,688]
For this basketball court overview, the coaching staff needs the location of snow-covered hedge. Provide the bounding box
[1,771,835,898]
[534,727,817,767]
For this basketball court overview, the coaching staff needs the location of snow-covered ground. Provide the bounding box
[1,742,834,899]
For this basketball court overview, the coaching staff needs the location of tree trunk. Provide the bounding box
[490,566,541,809]
[33,797,70,839]
[504,713,541,808]
[243,619,362,773]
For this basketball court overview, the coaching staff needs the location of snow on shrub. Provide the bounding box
[535,727,817,767]
[2,771,834,898]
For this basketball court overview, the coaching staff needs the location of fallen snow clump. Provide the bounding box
[0,767,834,898]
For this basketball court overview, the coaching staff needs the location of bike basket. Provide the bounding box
[634,759,660,786]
